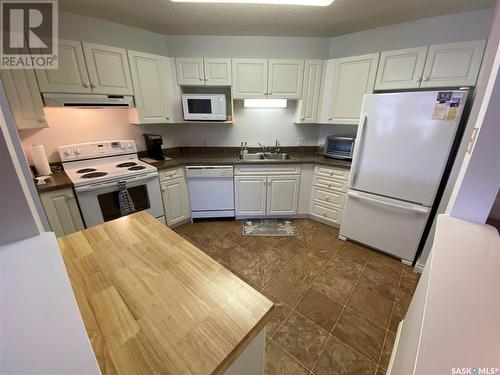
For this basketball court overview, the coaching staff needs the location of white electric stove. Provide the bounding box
[59,140,164,228]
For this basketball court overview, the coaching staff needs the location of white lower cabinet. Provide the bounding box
[234,165,301,217]
[309,165,350,227]
[267,175,300,215]
[39,188,84,237]
[234,176,267,216]
[159,168,191,227]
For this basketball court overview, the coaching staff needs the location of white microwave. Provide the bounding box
[182,94,227,121]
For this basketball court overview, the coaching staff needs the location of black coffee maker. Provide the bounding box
[143,134,164,160]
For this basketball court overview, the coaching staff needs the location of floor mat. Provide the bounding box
[242,219,300,237]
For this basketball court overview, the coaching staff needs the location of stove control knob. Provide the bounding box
[127,143,133,150]
[74,148,81,155]
[64,148,73,156]
[120,144,126,150]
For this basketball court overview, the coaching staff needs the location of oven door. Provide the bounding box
[74,172,163,228]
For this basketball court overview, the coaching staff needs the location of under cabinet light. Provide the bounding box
[171,0,334,6]
[244,99,287,108]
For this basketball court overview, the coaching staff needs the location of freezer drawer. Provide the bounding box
[340,190,430,262]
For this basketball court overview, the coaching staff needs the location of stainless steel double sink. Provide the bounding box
[238,152,292,161]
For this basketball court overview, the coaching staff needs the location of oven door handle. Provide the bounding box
[74,172,158,193]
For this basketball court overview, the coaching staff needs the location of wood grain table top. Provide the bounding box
[57,212,273,375]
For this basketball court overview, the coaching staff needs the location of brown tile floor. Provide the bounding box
[174,218,421,375]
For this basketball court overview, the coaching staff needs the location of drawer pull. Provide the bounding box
[325,197,330,201]
[323,211,328,217]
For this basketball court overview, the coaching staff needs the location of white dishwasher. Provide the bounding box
[185,166,235,218]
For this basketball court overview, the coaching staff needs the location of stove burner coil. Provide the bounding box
[116,162,137,168]
[76,168,97,174]
[81,172,108,179]
[128,166,146,171]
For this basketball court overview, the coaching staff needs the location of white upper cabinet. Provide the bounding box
[232,59,269,99]
[268,59,304,99]
[35,39,91,94]
[176,58,205,85]
[1,68,47,130]
[375,46,428,90]
[317,59,336,123]
[267,175,300,215]
[298,59,323,123]
[204,58,232,86]
[420,40,486,88]
[176,57,231,86]
[82,42,133,95]
[330,53,379,125]
[128,50,171,124]
[232,58,304,99]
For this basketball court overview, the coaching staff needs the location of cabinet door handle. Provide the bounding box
[269,92,272,95]
[90,83,96,88]
[38,118,45,123]
[204,77,209,81]
[165,115,170,120]
[415,77,422,83]
[199,77,204,81]
[83,82,89,88]
[328,117,333,121]
[301,117,305,121]
[264,91,268,95]
[423,76,429,81]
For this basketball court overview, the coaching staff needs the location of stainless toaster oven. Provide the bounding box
[325,136,355,160]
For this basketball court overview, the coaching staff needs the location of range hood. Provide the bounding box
[42,93,134,108]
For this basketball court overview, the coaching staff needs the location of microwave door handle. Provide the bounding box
[75,172,158,192]
[349,115,367,187]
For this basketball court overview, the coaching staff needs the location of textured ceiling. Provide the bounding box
[59,0,495,37]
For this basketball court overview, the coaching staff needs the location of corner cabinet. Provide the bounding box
[159,167,191,227]
[232,59,304,99]
[176,57,232,86]
[35,39,92,94]
[318,53,379,125]
[39,187,85,237]
[36,40,133,95]
[0,67,47,130]
[297,59,323,123]
[128,51,181,124]
[329,53,379,125]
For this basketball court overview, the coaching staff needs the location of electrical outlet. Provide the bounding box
[297,138,306,146]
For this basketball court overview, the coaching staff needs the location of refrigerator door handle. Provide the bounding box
[349,115,367,186]
[347,191,430,214]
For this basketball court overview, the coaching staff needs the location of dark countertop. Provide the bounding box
[34,148,351,193]
[35,171,73,193]
[141,147,352,170]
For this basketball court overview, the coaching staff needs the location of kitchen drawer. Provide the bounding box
[311,187,346,209]
[159,167,184,182]
[313,175,348,193]
[310,202,342,224]
[235,164,301,176]
[314,165,350,181]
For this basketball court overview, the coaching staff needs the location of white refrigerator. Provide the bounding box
[339,90,468,263]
